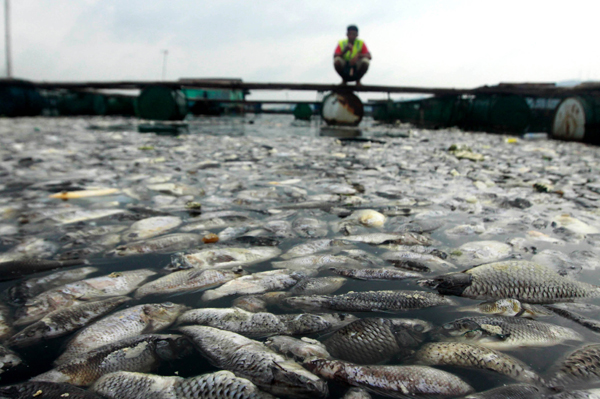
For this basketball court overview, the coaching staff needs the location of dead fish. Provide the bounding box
[50,209,126,225]
[121,216,182,241]
[180,325,328,398]
[265,336,331,362]
[31,334,193,386]
[272,254,361,270]
[458,299,553,318]
[0,258,87,281]
[232,291,289,313]
[177,307,355,338]
[343,232,432,246]
[6,266,99,305]
[305,359,474,398]
[0,344,22,374]
[15,269,156,326]
[449,240,513,267]
[112,233,203,256]
[463,384,549,399]
[134,268,243,298]
[292,217,329,237]
[169,246,281,270]
[419,260,600,304]
[381,251,455,272]
[202,269,314,302]
[7,296,131,348]
[91,370,275,399]
[341,387,373,399]
[281,238,353,259]
[0,238,59,263]
[289,277,347,295]
[442,315,582,349]
[552,344,600,386]
[348,209,386,228]
[330,267,422,281]
[285,290,456,312]
[324,318,430,364]
[56,302,186,365]
[416,342,544,385]
[0,381,105,399]
[543,305,600,333]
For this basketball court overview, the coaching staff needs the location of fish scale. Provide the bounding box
[416,342,545,385]
[552,344,600,385]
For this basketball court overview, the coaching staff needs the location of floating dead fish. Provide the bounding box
[169,246,281,270]
[121,216,182,241]
[306,359,474,398]
[7,296,130,348]
[419,260,600,303]
[0,344,22,375]
[330,267,422,281]
[134,268,243,298]
[416,342,544,385]
[281,239,354,259]
[381,251,455,272]
[50,209,126,225]
[341,387,373,399]
[458,298,553,318]
[272,254,361,270]
[289,277,347,295]
[56,302,187,364]
[177,307,355,338]
[32,334,193,386]
[265,336,331,362]
[463,384,549,399]
[285,290,456,312]
[544,304,600,333]
[343,232,432,245]
[442,315,582,349]
[112,233,203,256]
[202,269,313,301]
[91,370,275,399]
[551,344,600,386]
[324,318,430,364]
[15,269,156,326]
[180,326,328,398]
[449,240,513,267]
[292,217,329,237]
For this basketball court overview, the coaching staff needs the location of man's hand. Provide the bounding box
[350,55,359,66]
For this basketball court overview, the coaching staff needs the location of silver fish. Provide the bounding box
[289,277,347,295]
[343,232,432,246]
[442,315,582,349]
[330,267,422,281]
[177,307,355,338]
[341,387,373,399]
[0,381,105,399]
[324,318,430,364]
[544,304,600,333]
[306,359,474,398]
[292,217,329,238]
[121,216,182,241]
[285,290,456,312]
[202,269,313,302]
[0,258,87,281]
[265,336,331,362]
[169,247,281,270]
[381,251,455,272]
[32,334,193,386]
[458,299,553,318]
[92,370,275,399]
[15,269,156,326]
[7,296,131,348]
[6,266,99,305]
[419,260,600,303]
[232,291,289,313]
[416,342,544,385]
[113,234,203,256]
[179,326,328,398]
[272,254,361,270]
[50,209,125,225]
[552,344,600,385]
[56,302,186,365]
[134,269,243,298]
[281,239,353,259]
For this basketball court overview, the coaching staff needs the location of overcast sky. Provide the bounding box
[3,1,600,101]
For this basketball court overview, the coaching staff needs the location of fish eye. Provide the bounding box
[442,323,454,330]
[162,302,174,308]
[414,324,425,332]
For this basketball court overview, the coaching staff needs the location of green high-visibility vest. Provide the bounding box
[339,39,364,61]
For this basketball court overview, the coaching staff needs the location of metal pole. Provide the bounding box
[5,0,11,78]
[161,50,168,81]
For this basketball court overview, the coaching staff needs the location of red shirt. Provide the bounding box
[334,41,369,56]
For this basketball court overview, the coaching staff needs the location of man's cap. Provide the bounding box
[347,25,358,33]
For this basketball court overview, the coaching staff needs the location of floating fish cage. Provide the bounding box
[0,79,45,117]
[136,85,188,121]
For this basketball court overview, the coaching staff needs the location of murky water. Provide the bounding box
[1,114,600,397]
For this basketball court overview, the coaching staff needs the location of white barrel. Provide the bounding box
[321,92,364,126]
[552,97,587,141]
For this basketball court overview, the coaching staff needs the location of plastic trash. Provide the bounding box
[522,132,548,141]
